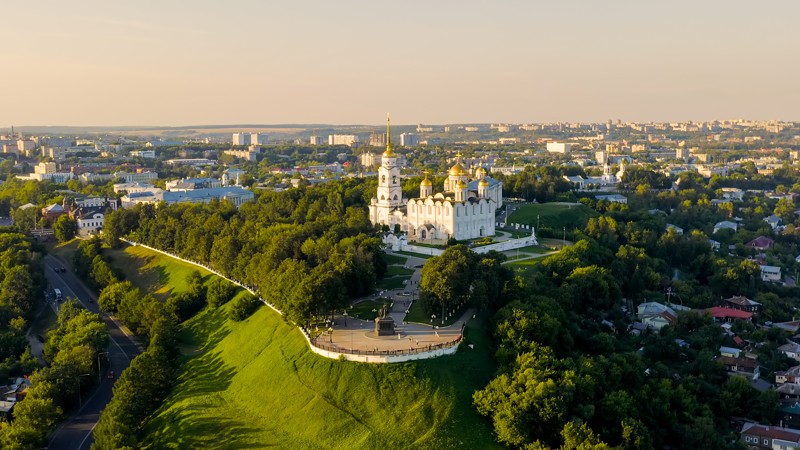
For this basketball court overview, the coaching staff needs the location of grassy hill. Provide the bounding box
[507,202,597,230]
[106,245,501,449]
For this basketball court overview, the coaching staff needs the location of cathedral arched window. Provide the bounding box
[381,175,386,184]
[410,204,415,213]
[436,205,440,214]
[428,206,432,214]
[393,194,398,200]
[392,176,397,184]
[446,208,449,216]
[380,195,385,200]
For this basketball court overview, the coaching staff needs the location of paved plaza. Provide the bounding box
[320,252,472,353]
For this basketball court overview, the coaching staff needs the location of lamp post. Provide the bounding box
[97,351,109,383]
[343,311,348,327]
[431,314,436,328]
[328,327,333,343]
[76,373,91,410]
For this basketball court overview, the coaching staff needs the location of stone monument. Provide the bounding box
[374,305,395,336]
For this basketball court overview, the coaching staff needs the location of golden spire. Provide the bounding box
[382,114,396,157]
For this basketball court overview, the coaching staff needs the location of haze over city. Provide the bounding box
[3,0,799,127]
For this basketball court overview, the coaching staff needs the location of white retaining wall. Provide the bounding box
[119,238,460,363]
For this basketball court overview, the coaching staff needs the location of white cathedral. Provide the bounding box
[369,119,502,241]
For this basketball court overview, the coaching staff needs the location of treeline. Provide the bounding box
[418,245,516,318]
[91,270,240,448]
[103,179,386,325]
[468,199,800,447]
[493,166,577,203]
[72,237,121,291]
[0,301,108,449]
[0,229,45,378]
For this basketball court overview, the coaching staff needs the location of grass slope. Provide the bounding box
[507,202,597,230]
[105,246,213,301]
[108,246,501,449]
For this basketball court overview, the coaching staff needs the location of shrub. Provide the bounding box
[229,293,261,321]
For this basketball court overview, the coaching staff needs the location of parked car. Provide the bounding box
[107,370,115,379]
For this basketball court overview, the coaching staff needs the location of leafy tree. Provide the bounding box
[98,281,136,313]
[207,278,236,308]
[229,293,261,321]
[53,215,77,242]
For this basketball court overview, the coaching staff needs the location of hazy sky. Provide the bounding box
[3,0,798,126]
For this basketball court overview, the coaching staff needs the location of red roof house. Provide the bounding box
[707,306,753,322]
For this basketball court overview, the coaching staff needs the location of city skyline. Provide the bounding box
[3,0,799,126]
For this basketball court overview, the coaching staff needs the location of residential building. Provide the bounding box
[713,220,738,234]
[309,135,324,145]
[328,135,359,146]
[250,133,268,145]
[776,366,800,385]
[707,306,753,322]
[780,342,800,362]
[131,150,156,159]
[720,355,760,380]
[113,171,158,184]
[760,265,782,283]
[666,224,684,234]
[748,236,775,251]
[546,142,572,154]
[224,148,259,162]
[400,133,418,147]
[724,296,762,314]
[232,133,250,146]
[740,421,800,449]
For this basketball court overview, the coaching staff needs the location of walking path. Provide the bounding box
[323,250,470,353]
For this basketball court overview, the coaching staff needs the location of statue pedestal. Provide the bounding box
[375,316,395,336]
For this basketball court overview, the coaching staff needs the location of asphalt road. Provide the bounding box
[43,254,142,450]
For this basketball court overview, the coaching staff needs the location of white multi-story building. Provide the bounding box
[328,135,359,146]
[546,142,572,154]
[400,133,418,147]
[223,148,258,162]
[131,150,156,159]
[250,133,268,145]
[232,132,250,146]
[113,171,159,183]
[309,135,324,145]
[34,162,57,174]
[369,119,501,241]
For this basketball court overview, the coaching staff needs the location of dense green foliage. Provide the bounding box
[471,168,800,448]
[104,179,386,326]
[0,230,45,378]
[92,316,179,449]
[0,301,108,450]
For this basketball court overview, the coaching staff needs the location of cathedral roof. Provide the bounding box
[456,180,468,189]
[420,177,432,187]
[467,176,500,190]
[449,162,468,176]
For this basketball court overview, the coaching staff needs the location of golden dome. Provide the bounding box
[456,180,468,189]
[475,166,487,177]
[382,146,396,158]
[420,177,432,187]
[478,178,489,187]
[449,162,468,176]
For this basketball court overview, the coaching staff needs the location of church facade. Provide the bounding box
[369,119,502,241]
